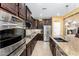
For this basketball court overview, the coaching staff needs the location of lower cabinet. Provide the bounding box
[20,49,26,56]
[50,38,56,56]
[50,38,67,56]
[26,44,32,56]
[26,34,38,56]
[55,45,67,56]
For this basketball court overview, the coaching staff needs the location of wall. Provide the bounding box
[64,13,79,36]
[64,7,79,19]
[64,13,79,25]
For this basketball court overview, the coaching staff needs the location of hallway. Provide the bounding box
[31,41,52,56]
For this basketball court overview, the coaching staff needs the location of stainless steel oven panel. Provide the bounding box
[9,42,26,56]
[0,38,25,56]
[0,10,25,31]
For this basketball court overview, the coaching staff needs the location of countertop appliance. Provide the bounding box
[0,10,26,56]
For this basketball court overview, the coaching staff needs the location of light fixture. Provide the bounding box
[42,8,47,10]
[39,18,42,21]
[57,13,60,16]
[72,21,77,24]
[65,5,69,8]
[40,13,43,17]
[65,23,69,26]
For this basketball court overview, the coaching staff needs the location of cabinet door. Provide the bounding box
[50,38,56,56]
[19,3,26,19]
[20,49,26,56]
[1,3,18,15]
[26,41,33,56]
[56,45,67,56]
[26,45,31,56]
[56,48,62,56]
[27,9,31,20]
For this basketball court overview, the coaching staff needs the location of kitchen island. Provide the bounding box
[25,29,42,56]
[26,29,42,44]
[50,35,79,56]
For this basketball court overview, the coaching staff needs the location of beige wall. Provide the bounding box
[51,7,79,38]
[64,7,79,37]
[64,13,79,35]
[65,13,79,21]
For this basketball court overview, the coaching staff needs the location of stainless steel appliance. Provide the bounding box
[43,25,51,42]
[0,10,26,56]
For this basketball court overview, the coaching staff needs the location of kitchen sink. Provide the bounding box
[54,38,68,42]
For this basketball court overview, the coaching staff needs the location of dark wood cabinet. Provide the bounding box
[0,3,27,20]
[19,3,26,20]
[43,19,52,25]
[37,20,43,29]
[26,34,43,56]
[26,6,32,20]
[49,38,67,56]
[26,6,32,28]
[37,34,43,41]
[26,34,38,56]
[26,42,32,56]
[29,17,37,29]
[20,49,26,56]
[0,3,18,15]
[26,41,34,56]
[55,45,67,56]
[50,38,56,56]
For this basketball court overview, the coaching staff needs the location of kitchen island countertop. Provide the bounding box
[25,29,41,45]
[50,35,79,56]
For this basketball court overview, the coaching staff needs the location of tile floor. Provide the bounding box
[31,41,52,56]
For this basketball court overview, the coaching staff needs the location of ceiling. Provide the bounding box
[26,3,79,19]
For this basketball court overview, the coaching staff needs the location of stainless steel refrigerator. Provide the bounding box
[43,25,51,42]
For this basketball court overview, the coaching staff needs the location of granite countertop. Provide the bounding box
[50,35,79,56]
[26,33,38,45]
[13,30,40,56]
[25,29,41,45]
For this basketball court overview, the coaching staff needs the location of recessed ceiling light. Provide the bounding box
[40,13,43,16]
[65,5,69,8]
[42,8,47,10]
[39,19,42,21]
[57,13,60,16]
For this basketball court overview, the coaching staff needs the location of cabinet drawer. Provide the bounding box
[56,45,67,56]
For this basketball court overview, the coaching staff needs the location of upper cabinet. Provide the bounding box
[0,3,18,16]
[26,6,32,20]
[0,3,27,20]
[43,19,52,25]
[19,3,26,20]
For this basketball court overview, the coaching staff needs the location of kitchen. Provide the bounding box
[0,3,79,56]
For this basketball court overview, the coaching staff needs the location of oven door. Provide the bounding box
[0,28,26,56]
[0,38,25,56]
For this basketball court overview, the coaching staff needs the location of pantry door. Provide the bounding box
[53,22,61,38]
